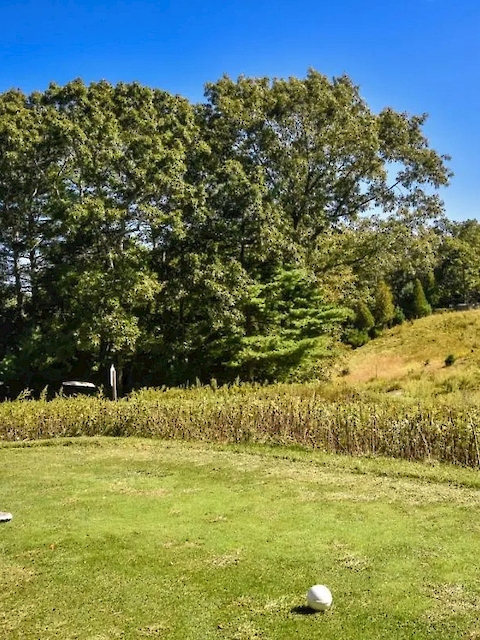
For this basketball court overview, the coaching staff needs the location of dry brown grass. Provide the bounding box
[3,384,480,467]
[423,583,479,623]
[335,309,480,402]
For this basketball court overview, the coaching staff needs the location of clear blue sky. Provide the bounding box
[1,0,479,221]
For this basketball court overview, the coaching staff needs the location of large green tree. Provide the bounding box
[0,89,67,321]
[39,80,198,391]
[0,71,453,392]
[201,70,451,264]
[435,219,480,306]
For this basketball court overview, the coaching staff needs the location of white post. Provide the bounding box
[110,364,117,401]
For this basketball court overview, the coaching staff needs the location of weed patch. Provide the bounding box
[2,387,480,467]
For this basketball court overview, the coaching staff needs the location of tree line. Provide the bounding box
[0,69,476,395]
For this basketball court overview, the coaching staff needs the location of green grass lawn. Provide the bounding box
[1,438,480,639]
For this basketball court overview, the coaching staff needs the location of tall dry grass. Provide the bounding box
[1,384,480,468]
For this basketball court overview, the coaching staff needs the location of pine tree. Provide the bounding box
[354,301,375,331]
[412,278,432,318]
[373,281,395,328]
[228,267,350,382]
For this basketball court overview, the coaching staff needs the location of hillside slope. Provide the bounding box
[334,309,480,401]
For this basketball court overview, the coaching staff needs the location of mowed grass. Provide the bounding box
[1,439,480,639]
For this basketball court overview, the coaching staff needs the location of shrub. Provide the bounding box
[392,305,406,326]
[343,328,370,349]
[445,354,456,367]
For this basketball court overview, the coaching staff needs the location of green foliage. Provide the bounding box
[400,278,432,319]
[373,280,395,328]
[412,278,432,318]
[423,269,438,306]
[435,219,480,306]
[0,72,452,390]
[392,305,406,326]
[343,328,370,348]
[354,301,375,331]
[203,71,450,253]
[228,266,350,382]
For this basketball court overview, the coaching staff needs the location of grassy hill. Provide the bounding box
[334,309,480,403]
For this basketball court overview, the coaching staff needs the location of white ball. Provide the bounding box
[306,584,333,611]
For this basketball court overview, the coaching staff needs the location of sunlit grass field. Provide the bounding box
[335,309,480,403]
[1,438,480,639]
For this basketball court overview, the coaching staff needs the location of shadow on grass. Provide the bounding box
[290,605,318,615]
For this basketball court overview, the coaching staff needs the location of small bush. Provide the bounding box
[445,354,456,367]
[369,326,383,339]
[343,328,370,349]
